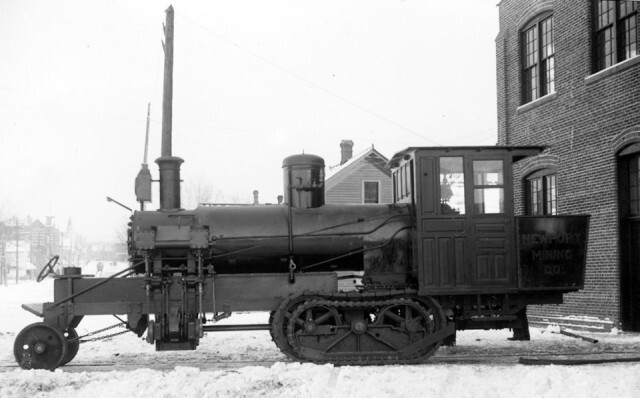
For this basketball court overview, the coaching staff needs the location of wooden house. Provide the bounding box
[325,140,392,205]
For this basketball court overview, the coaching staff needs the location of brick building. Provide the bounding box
[496,0,640,330]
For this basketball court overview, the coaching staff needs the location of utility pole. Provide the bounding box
[14,216,19,284]
[60,232,64,268]
[144,102,151,164]
[0,221,5,286]
[0,239,5,286]
[135,103,153,210]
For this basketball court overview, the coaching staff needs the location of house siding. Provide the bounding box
[497,0,640,328]
[326,162,392,205]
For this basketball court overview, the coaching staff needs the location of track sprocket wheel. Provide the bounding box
[375,297,444,361]
[286,300,342,361]
[270,294,321,359]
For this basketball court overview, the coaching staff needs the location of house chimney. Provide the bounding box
[253,190,259,205]
[340,140,354,165]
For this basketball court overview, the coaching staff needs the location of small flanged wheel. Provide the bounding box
[14,322,68,370]
[37,255,59,282]
[61,328,80,366]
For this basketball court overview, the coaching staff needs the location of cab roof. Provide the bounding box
[387,146,545,169]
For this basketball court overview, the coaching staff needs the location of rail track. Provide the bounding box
[2,350,639,372]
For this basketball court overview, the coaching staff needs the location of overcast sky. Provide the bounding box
[0,0,500,242]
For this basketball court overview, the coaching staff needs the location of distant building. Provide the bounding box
[4,241,35,279]
[1,216,68,281]
[28,218,60,271]
[325,140,392,205]
[496,0,640,330]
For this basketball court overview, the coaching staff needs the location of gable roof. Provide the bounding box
[30,219,46,229]
[325,146,390,190]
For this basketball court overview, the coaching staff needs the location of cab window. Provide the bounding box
[473,160,505,214]
[439,157,465,215]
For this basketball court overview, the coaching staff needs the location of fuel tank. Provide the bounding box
[130,203,412,274]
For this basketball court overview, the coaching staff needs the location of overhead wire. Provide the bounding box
[174,11,443,146]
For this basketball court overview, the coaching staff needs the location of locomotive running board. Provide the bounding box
[21,303,44,318]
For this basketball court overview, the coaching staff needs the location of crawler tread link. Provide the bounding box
[271,293,449,366]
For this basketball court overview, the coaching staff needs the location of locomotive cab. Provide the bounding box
[389,146,543,294]
[389,146,588,296]
[388,147,589,336]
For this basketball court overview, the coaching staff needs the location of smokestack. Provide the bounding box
[253,190,259,205]
[157,5,184,211]
[340,140,353,165]
[161,6,175,158]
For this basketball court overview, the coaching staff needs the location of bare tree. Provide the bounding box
[182,176,221,208]
[113,223,129,246]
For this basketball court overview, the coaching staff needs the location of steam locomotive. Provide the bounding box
[12,7,589,370]
[14,145,589,370]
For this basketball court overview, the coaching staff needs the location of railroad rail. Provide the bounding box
[3,350,640,372]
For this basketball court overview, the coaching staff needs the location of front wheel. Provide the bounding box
[14,322,68,370]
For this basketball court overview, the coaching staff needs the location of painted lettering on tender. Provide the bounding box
[531,249,574,261]
[520,233,583,246]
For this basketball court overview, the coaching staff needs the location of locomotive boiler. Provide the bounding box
[12,7,590,370]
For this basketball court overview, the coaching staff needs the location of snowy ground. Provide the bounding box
[1,279,639,397]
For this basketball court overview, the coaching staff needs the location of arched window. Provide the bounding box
[525,169,557,215]
[619,143,640,216]
[521,13,555,103]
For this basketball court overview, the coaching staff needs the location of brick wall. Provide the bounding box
[497,0,640,327]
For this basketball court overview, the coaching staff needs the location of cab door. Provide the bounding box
[417,150,516,294]
[466,156,515,288]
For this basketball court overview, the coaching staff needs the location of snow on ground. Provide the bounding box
[1,279,639,397]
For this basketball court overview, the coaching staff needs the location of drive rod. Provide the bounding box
[202,324,271,332]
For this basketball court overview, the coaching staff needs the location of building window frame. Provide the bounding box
[593,0,638,73]
[525,169,558,215]
[521,12,555,104]
[363,180,380,204]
